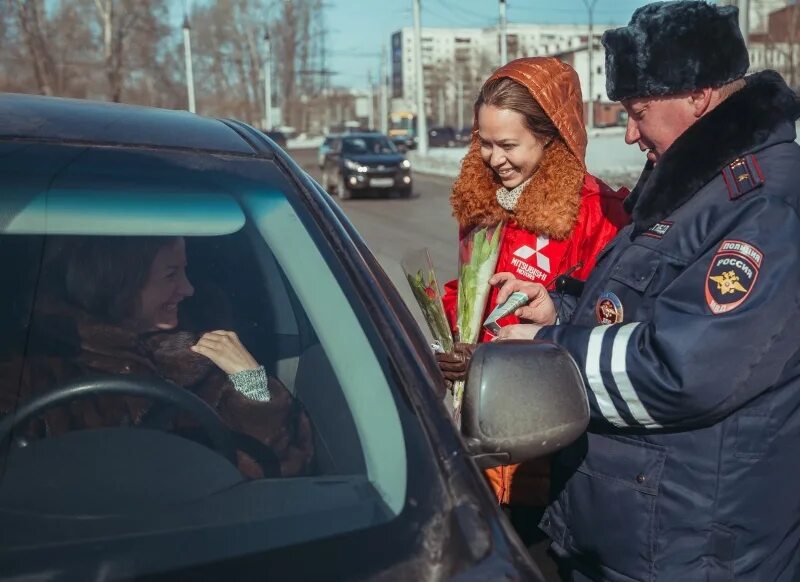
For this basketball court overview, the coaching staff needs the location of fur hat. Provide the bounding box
[602,1,749,101]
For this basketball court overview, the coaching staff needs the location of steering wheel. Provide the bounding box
[140,402,281,478]
[0,375,240,467]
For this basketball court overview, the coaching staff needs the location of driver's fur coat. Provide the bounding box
[0,297,314,478]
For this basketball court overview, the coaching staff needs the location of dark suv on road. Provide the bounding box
[322,133,413,200]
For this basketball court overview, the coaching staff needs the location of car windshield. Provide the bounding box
[0,143,408,574]
[341,136,396,155]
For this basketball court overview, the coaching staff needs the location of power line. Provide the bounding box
[424,2,491,27]
[433,0,494,22]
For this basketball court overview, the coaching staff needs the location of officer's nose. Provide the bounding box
[625,117,641,145]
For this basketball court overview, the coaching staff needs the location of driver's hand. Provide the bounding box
[191,330,259,375]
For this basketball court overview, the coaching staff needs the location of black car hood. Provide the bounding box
[342,153,404,165]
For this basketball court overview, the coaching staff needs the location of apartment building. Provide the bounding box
[391,21,624,128]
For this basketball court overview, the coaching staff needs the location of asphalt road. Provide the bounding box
[289,147,459,339]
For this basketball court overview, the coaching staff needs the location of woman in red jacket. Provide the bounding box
[437,57,629,518]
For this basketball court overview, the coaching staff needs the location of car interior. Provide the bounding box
[0,226,387,562]
[0,142,412,574]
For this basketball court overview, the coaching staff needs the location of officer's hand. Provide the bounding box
[489,273,557,325]
[435,342,477,391]
[494,324,543,341]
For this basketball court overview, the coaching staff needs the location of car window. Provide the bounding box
[341,136,396,155]
[0,143,407,573]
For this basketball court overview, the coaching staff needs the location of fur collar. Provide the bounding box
[31,297,218,388]
[450,137,584,240]
[625,70,800,235]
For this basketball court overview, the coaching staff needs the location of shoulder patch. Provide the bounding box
[722,155,764,200]
[705,240,763,315]
[642,220,673,240]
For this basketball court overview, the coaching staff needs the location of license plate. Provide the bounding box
[370,178,394,188]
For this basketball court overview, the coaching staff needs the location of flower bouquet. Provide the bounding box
[452,221,505,422]
[401,249,454,354]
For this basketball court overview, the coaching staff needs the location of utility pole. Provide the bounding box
[380,45,389,134]
[413,0,429,154]
[263,30,272,130]
[738,0,750,53]
[457,78,464,130]
[499,0,508,65]
[182,15,196,113]
[319,0,330,133]
[582,0,598,130]
[438,87,445,126]
[367,70,375,130]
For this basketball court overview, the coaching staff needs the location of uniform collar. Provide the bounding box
[624,70,800,235]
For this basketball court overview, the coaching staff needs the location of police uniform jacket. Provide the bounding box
[536,71,800,581]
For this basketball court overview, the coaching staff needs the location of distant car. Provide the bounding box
[0,92,591,581]
[264,130,287,149]
[322,132,413,200]
[428,126,457,148]
[317,133,340,168]
[455,126,474,145]
[390,134,417,152]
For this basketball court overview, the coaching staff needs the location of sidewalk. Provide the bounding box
[408,130,646,189]
[287,136,324,149]
[408,122,800,188]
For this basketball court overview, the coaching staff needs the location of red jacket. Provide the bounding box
[443,173,629,342]
[444,172,629,506]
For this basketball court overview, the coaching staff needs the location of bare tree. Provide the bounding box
[92,0,149,102]
[191,0,267,123]
[1,0,320,127]
[189,0,317,129]
[276,0,300,127]
[14,0,57,95]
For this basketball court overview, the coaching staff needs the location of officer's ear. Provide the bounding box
[689,87,714,119]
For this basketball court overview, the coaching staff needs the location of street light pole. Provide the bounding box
[380,45,389,134]
[582,0,598,130]
[367,70,375,130]
[182,15,196,113]
[738,0,750,53]
[413,0,429,155]
[264,30,272,130]
[457,78,464,131]
[499,0,508,65]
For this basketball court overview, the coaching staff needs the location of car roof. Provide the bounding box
[341,132,388,139]
[0,92,257,155]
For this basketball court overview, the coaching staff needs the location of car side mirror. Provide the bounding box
[461,340,589,470]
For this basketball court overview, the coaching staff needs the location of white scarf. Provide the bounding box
[495,177,532,211]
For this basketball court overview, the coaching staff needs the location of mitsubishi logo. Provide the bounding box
[513,236,551,272]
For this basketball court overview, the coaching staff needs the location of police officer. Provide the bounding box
[494,1,800,580]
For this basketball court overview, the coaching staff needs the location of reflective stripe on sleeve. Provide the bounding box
[611,323,662,428]
[585,325,627,427]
